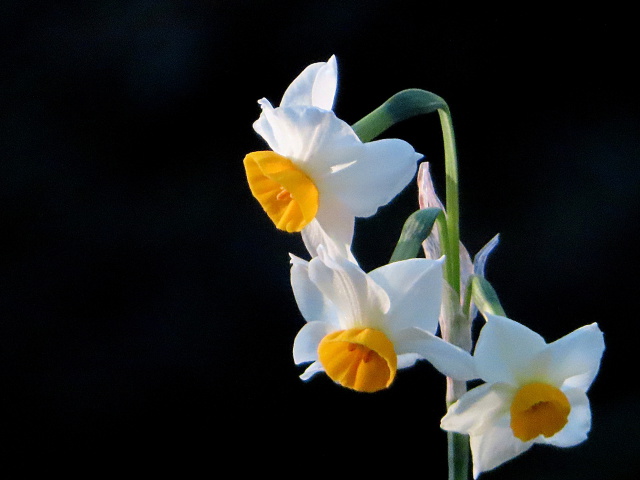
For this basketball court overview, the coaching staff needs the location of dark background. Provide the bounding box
[2,2,638,477]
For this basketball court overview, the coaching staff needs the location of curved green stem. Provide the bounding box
[352,88,448,143]
[437,107,467,480]
[352,88,460,294]
[352,89,468,479]
[352,89,462,297]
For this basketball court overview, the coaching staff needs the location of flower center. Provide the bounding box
[317,328,397,393]
[243,151,319,232]
[510,382,571,441]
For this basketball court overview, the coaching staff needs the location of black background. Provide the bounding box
[2,2,639,477]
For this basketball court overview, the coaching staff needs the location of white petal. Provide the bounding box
[470,423,533,478]
[302,199,355,262]
[538,323,605,391]
[252,98,276,145]
[292,321,334,365]
[474,314,548,385]
[253,105,360,171]
[323,138,421,217]
[280,55,337,110]
[368,257,444,334]
[397,353,421,369]
[441,383,513,435]
[308,246,390,330]
[290,254,339,324]
[393,327,478,380]
[541,387,591,447]
[299,361,325,381]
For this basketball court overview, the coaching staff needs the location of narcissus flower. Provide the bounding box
[290,246,477,393]
[440,314,605,477]
[244,56,421,258]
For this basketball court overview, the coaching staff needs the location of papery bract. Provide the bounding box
[290,245,477,392]
[418,161,499,326]
[440,313,605,478]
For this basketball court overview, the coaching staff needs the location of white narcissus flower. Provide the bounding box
[290,245,477,393]
[244,56,422,258]
[440,313,605,478]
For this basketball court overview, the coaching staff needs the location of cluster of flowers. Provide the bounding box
[243,56,605,478]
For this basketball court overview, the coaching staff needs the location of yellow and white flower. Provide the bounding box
[244,56,421,258]
[440,313,605,477]
[290,245,477,392]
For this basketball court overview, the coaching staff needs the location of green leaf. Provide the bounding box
[352,89,449,142]
[469,275,506,317]
[390,207,442,263]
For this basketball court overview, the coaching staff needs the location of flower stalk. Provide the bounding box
[437,106,470,480]
[353,89,470,480]
[438,108,461,296]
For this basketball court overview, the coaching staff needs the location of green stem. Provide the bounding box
[448,432,470,480]
[352,89,448,143]
[438,108,461,296]
[352,89,468,480]
[351,90,461,297]
[438,107,468,480]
